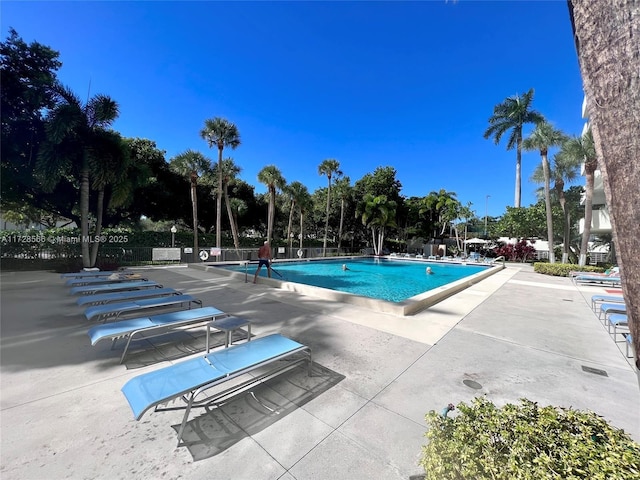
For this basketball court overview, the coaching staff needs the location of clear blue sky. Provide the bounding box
[2,1,585,218]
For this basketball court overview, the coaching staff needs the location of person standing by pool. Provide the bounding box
[253,240,272,283]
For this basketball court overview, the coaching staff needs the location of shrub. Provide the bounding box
[533,262,607,277]
[421,397,640,480]
[494,240,536,263]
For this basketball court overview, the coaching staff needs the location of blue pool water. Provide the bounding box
[220,258,488,303]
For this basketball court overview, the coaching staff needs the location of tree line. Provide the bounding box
[1,28,595,267]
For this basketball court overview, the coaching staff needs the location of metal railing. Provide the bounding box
[0,245,364,271]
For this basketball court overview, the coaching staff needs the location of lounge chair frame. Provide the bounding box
[84,294,202,322]
[76,288,181,307]
[71,281,162,295]
[121,334,312,445]
[89,306,227,363]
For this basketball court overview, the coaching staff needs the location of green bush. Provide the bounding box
[421,397,640,480]
[533,262,607,277]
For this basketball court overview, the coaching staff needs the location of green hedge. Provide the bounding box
[533,262,607,277]
[421,397,640,480]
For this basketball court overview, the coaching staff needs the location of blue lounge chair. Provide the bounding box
[84,294,202,322]
[121,333,312,444]
[65,276,147,287]
[574,275,621,286]
[607,314,628,339]
[88,306,227,363]
[70,281,162,296]
[61,270,131,279]
[598,302,627,322]
[590,294,624,311]
[76,288,181,307]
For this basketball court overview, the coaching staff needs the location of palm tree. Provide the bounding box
[283,181,307,254]
[569,0,640,371]
[333,176,351,252]
[523,121,568,263]
[562,129,597,266]
[484,88,544,208]
[200,117,241,249]
[532,151,581,263]
[356,194,397,255]
[257,165,286,245]
[420,189,461,240]
[36,82,120,267]
[318,158,342,256]
[169,150,213,258]
[88,130,131,266]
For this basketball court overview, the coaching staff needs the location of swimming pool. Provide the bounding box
[209,257,501,315]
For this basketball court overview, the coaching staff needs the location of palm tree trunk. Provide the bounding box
[267,187,275,244]
[299,212,304,251]
[323,183,331,256]
[559,193,570,264]
[216,146,223,249]
[224,183,239,250]
[80,165,91,268]
[90,188,105,267]
[287,200,295,255]
[579,170,594,266]
[191,181,199,259]
[338,198,345,252]
[515,135,523,208]
[542,154,555,263]
[371,228,378,255]
[570,0,640,374]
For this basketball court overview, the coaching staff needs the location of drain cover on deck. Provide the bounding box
[463,379,483,389]
[581,365,608,377]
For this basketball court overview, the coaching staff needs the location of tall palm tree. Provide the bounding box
[169,150,212,258]
[562,129,597,266]
[36,82,120,267]
[523,121,568,263]
[356,194,397,255]
[333,176,351,252]
[484,88,544,208]
[257,165,286,245]
[318,158,342,256]
[200,117,241,249]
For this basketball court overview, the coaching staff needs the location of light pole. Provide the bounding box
[484,195,490,238]
[170,225,177,248]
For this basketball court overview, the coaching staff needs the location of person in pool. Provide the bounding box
[253,240,272,283]
[342,264,350,271]
[426,266,434,274]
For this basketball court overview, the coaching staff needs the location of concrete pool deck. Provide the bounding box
[1,263,638,479]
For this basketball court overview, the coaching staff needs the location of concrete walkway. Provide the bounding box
[1,263,638,480]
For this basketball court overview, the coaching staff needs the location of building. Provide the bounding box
[578,95,612,264]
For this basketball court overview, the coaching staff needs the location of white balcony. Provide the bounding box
[579,208,612,235]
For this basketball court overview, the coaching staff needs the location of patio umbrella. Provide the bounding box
[464,237,488,244]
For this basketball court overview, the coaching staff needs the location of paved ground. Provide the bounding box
[1,263,638,480]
